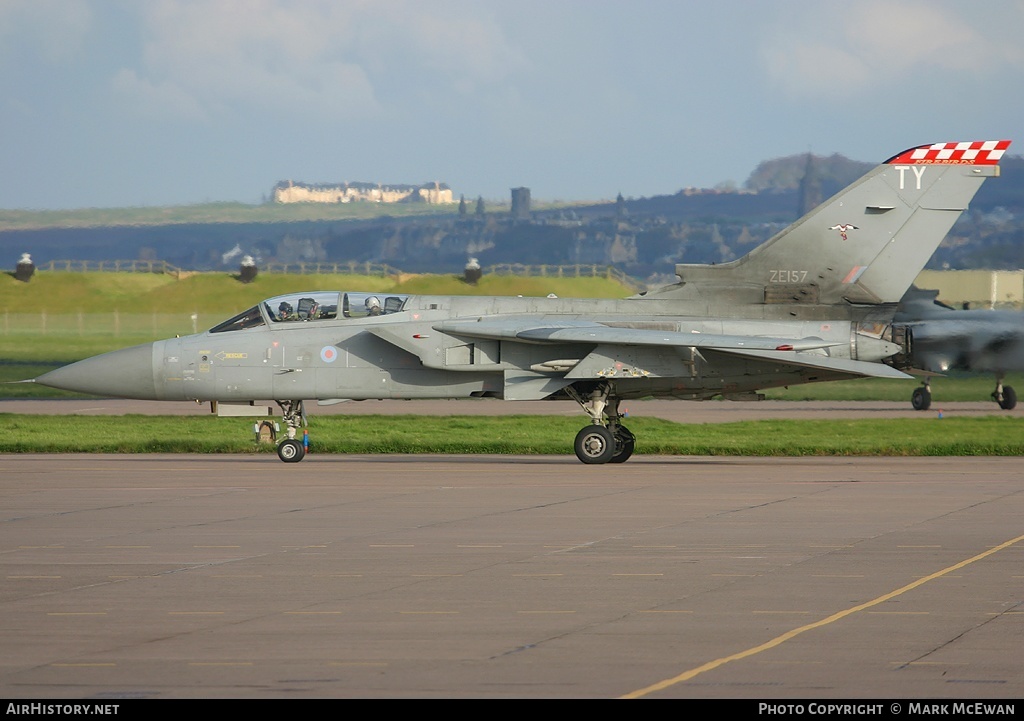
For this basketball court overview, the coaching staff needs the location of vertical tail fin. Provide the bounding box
[658,140,1010,306]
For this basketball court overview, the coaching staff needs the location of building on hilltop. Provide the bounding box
[273,180,455,205]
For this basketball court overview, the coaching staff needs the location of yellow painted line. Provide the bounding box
[399,611,459,615]
[284,611,343,615]
[753,611,811,615]
[315,574,363,578]
[52,663,116,668]
[18,546,64,549]
[412,574,463,577]
[812,574,865,578]
[517,610,576,615]
[211,574,263,578]
[622,532,1024,699]
[868,611,930,615]
[9,575,61,579]
[168,611,225,615]
[639,610,693,614]
[47,612,107,616]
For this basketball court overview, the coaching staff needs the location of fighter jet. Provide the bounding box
[35,140,1011,463]
[891,285,1023,411]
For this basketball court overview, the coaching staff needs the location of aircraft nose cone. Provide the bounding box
[35,343,158,399]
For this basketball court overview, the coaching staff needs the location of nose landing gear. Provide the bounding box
[274,400,308,462]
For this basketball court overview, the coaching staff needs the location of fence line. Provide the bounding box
[2,312,205,337]
[484,263,642,290]
[38,259,183,274]
[22,260,642,287]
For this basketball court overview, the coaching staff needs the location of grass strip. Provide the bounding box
[2,414,1023,456]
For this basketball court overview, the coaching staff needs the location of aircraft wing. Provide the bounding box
[433,319,910,380]
[434,319,842,352]
[709,347,912,379]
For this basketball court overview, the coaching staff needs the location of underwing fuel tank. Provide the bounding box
[854,331,902,363]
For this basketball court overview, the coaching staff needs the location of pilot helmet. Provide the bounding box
[278,301,293,316]
[365,296,381,309]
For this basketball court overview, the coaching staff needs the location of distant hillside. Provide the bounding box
[0,270,634,315]
[744,152,873,193]
[3,152,1022,278]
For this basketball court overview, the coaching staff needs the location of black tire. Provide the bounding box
[609,425,636,464]
[574,425,616,464]
[911,387,931,411]
[998,386,1017,410]
[277,438,306,463]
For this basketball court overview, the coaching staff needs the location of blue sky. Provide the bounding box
[2,0,1022,210]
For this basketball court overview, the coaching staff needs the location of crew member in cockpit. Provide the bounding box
[365,296,383,316]
[278,301,295,320]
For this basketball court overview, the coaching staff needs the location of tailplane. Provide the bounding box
[647,141,1010,306]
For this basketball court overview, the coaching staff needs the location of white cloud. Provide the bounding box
[0,0,93,63]
[110,68,207,121]
[760,0,1024,98]
[112,0,526,120]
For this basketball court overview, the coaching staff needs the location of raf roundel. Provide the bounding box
[320,346,338,363]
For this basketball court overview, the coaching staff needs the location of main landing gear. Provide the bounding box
[993,377,1017,410]
[911,376,1017,411]
[275,400,308,462]
[566,383,636,464]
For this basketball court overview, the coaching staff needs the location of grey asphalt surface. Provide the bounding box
[2,418,1023,699]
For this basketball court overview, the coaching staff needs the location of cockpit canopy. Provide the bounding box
[208,291,409,333]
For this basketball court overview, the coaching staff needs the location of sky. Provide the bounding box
[1,0,1022,210]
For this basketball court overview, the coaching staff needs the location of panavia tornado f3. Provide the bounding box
[36,140,1011,463]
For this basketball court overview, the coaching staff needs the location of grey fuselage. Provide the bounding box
[42,290,900,405]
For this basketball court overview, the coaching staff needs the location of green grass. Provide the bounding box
[762,374,1024,403]
[0,201,469,231]
[0,199,604,232]
[2,414,1022,456]
[0,269,633,315]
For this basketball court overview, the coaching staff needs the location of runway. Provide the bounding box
[2,452,1022,700]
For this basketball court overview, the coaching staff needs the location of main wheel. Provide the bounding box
[609,425,635,464]
[574,425,615,464]
[997,386,1017,410]
[911,387,931,411]
[277,438,306,463]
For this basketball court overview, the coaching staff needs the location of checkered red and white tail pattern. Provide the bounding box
[887,140,1011,165]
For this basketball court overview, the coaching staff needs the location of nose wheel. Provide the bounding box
[277,438,305,463]
[273,400,308,462]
